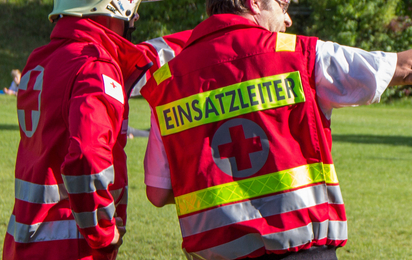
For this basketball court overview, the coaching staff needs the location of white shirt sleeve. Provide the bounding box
[144,110,172,189]
[315,40,397,119]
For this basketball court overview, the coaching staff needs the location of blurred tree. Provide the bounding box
[133,0,206,43]
[289,0,412,101]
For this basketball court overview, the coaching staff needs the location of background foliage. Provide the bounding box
[290,0,412,101]
[2,0,412,100]
[1,95,412,259]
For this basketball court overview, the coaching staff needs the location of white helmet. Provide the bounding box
[49,0,143,22]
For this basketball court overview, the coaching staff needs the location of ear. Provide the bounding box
[245,0,261,15]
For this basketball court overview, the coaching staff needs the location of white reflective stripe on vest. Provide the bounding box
[190,220,347,260]
[7,214,82,243]
[15,179,68,204]
[15,177,126,206]
[327,185,344,204]
[146,36,176,66]
[72,202,116,229]
[180,184,343,238]
[62,165,114,194]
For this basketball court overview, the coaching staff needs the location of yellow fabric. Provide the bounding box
[153,63,172,85]
[276,33,297,52]
[175,163,338,216]
[156,71,305,136]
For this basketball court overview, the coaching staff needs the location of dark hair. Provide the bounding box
[206,0,248,16]
[206,0,270,16]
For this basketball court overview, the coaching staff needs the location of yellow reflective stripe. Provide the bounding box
[156,71,305,136]
[175,163,337,216]
[276,33,297,52]
[153,62,172,85]
[325,164,338,184]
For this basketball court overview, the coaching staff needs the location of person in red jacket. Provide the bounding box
[142,0,412,259]
[3,0,153,259]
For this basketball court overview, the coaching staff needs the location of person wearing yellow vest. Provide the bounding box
[141,0,412,259]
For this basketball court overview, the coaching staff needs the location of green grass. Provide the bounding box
[2,95,412,259]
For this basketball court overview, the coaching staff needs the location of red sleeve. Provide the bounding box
[138,30,193,82]
[61,61,125,249]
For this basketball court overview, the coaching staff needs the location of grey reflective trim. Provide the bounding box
[263,222,323,250]
[193,233,263,260]
[328,221,348,240]
[180,185,328,237]
[192,221,347,260]
[130,74,147,97]
[7,215,82,243]
[72,202,115,229]
[118,186,128,205]
[62,165,114,194]
[327,185,344,204]
[110,186,128,206]
[146,37,176,66]
[15,179,68,204]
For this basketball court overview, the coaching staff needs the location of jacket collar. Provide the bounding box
[185,14,267,48]
[51,16,151,83]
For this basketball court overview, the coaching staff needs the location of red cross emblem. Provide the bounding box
[218,125,263,171]
[17,70,42,132]
[211,118,269,178]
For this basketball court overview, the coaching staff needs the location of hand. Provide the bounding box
[110,217,126,249]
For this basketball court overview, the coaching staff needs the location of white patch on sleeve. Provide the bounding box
[102,74,124,104]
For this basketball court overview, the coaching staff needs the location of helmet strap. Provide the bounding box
[123,21,136,42]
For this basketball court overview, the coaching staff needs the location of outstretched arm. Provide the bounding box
[390,49,412,86]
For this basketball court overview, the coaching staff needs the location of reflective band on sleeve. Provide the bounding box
[153,63,172,85]
[175,163,337,216]
[276,33,297,52]
[15,179,68,204]
[72,202,115,229]
[156,71,305,136]
[62,165,114,194]
[146,37,176,66]
[7,215,82,243]
[110,186,128,206]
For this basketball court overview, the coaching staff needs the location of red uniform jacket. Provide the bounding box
[130,30,192,97]
[4,17,151,260]
[142,14,347,259]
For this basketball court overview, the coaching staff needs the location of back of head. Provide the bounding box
[206,0,248,16]
[11,69,21,78]
[48,0,143,23]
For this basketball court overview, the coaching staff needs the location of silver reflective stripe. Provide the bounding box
[110,186,128,206]
[263,222,326,250]
[7,214,82,243]
[62,165,114,194]
[327,185,344,204]
[15,179,68,204]
[328,221,347,240]
[130,73,147,97]
[191,221,347,260]
[72,202,115,229]
[180,185,330,237]
[146,37,176,66]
